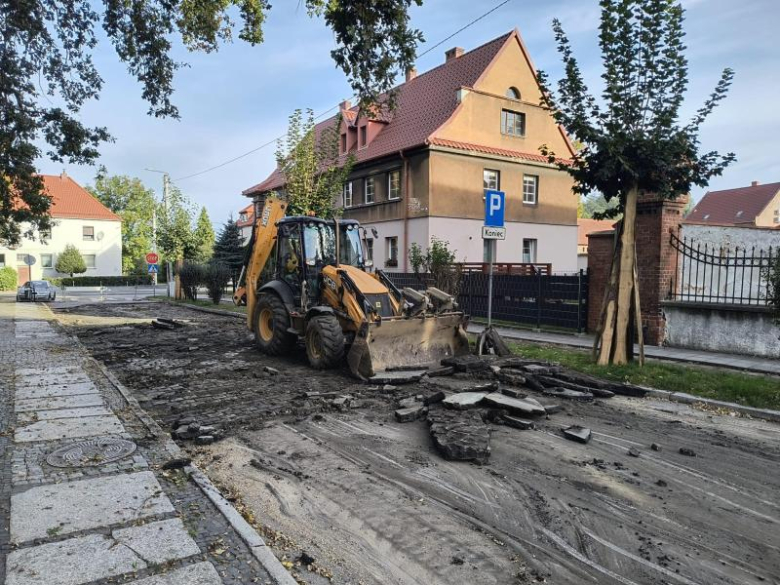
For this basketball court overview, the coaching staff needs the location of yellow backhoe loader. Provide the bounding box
[233,195,469,379]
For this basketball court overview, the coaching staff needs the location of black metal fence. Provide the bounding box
[669,233,774,305]
[386,270,589,332]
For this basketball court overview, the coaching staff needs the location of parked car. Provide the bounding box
[16,280,57,302]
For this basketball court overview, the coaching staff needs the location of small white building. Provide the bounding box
[0,173,122,282]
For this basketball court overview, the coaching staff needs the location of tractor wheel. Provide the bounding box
[254,293,296,356]
[305,314,345,369]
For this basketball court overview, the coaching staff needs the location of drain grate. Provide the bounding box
[46,438,137,468]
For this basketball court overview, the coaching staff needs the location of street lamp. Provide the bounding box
[144,168,173,295]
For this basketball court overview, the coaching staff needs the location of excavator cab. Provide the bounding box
[236,196,470,379]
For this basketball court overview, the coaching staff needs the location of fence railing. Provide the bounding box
[386,270,588,332]
[456,262,552,275]
[669,232,774,305]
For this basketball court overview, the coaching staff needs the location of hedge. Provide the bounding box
[44,275,154,287]
[0,267,17,291]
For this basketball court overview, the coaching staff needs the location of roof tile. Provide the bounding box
[685,182,780,226]
[41,175,121,221]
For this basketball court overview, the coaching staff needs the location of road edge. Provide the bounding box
[47,306,298,585]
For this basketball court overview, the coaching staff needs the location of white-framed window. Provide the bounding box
[16,254,28,266]
[365,239,374,262]
[501,109,525,136]
[0,253,5,267]
[83,226,95,241]
[523,175,539,204]
[386,237,398,266]
[41,254,53,268]
[84,254,97,269]
[522,239,537,264]
[239,212,247,223]
[388,170,401,200]
[483,169,500,191]
[774,208,779,224]
[365,177,375,204]
[40,227,52,240]
[343,182,353,208]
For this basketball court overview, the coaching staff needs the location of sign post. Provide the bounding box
[483,190,506,327]
[146,252,159,285]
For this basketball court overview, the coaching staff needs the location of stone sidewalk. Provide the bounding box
[468,324,780,375]
[0,302,280,585]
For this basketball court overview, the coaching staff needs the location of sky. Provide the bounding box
[36,0,780,231]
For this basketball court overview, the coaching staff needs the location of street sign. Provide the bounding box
[484,189,505,227]
[147,264,159,274]
[24,254,36,266]
[482,226,506,240]
[145,252,159,264]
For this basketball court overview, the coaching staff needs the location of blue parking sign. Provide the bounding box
[148,264,159,274]
[484,190,505,227]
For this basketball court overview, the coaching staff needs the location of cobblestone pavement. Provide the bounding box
[0,300,278,585]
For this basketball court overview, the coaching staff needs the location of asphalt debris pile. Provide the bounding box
[374,353,651,463]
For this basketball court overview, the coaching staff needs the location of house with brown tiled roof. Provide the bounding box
[0,173,122,282]
[244,30,578,271]
[236,203,255,244]
[685,181,780,227]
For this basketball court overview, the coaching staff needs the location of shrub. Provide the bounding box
[408,238,461,294]
[55,244,87,277]
[0,267,17,291]
[764,254,780,324]
[44,276,154,287]
[204,262,231,305]
[178,261,205,301]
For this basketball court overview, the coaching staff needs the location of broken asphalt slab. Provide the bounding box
[484,392,546,417]
[428,409,491,463]
[443,392,488,410]
[562,426,592,444]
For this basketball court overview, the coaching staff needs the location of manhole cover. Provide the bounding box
[46,438,137,468]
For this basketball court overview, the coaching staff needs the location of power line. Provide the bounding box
[417,0,515,58]
[173,0,515,182]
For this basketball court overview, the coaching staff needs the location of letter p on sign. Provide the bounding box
[484,189,505,228]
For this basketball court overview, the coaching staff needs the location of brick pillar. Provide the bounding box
[586,231,616,333]
[635,192,688,345]
[586,193,687,345]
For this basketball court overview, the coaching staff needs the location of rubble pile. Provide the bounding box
[379,353,651,463]
[171,416,221,445]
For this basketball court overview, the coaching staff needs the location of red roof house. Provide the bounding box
[685,181,780,228]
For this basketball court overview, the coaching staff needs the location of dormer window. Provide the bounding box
[341,133,347,154]
[360,126,367,148]
[501,109,525,137]
[506,87,521,100]
[239,212,247,222]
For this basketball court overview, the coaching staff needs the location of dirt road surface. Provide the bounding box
[56,301,780,585]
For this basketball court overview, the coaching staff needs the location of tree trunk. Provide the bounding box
[595,186,641,366]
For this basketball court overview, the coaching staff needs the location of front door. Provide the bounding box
[17,264,30,284]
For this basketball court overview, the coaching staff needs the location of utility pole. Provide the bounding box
[145,168,173,297]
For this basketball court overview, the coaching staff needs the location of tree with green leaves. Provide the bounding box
[192,207,216,262]
[2,0,423,248]
[88,171,156,273]
[580,193,621,220]
[213,217,245,285]
[55,244,87,277]
[409,238,461,294]
[157,185,196,263]
[275,109,355,218]
[537,0,735,366]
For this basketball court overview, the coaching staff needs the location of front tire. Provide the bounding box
[254,293,296,356]
[305,314,345,369]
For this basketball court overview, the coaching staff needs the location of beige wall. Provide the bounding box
[434,36,573,160]
[755,191,780,226]
[428,150,576,225]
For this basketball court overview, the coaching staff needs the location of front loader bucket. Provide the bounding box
[347,313,470,380]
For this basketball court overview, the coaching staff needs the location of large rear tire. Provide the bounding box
[305,314,345,369]
[254,293,296,356]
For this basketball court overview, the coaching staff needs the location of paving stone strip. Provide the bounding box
[0,302,278,585]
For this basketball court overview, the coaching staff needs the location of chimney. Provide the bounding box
[60,170,68,180]
[445,47,464,62]
[751,180,760,187]
[339,99,351,111]
[405,67,417,82]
